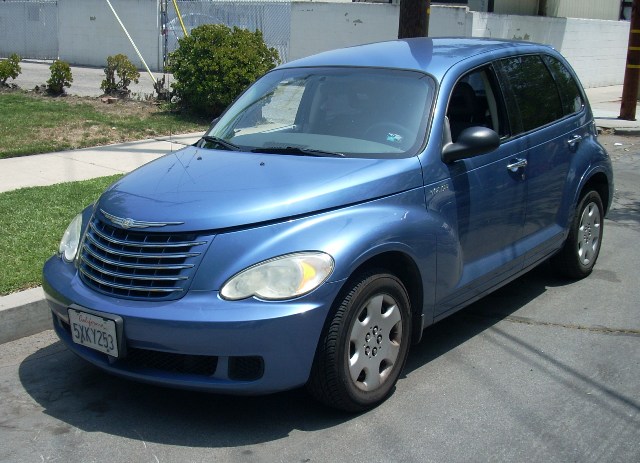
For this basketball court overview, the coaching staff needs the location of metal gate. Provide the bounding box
[164,0,292,67]
[0,0,58,59]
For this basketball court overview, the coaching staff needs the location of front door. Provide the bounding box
[435,67,528,317]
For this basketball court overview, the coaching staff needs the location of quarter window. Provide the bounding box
[542,55,585,116]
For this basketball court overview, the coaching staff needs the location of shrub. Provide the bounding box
[0,54,22,86]
[169,24,280,116]
[47,60,73,95]
[101,54,140,95]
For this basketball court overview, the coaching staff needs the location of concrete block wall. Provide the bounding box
[58,0,161,71]
[470,12,629,87]
[559,18,629,88]
[290,4,628,88]
[289,4,472,62]
[469,12,568,47]
[429,5,473,37]
[289,3,398,61]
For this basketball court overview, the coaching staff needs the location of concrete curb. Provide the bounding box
[0,287,51,344]
[597,124,640,136]
[594,116,640,136]
[610,127,640,136]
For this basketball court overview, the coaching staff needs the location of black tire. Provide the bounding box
[307,270,411,412]
[552,190,604,279]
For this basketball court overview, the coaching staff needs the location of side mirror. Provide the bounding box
[442,127,500,164]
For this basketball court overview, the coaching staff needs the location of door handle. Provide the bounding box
[567,134,582,147]
[507,158,527,172]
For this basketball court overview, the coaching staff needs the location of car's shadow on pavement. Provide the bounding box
[403,261,565,375]
[18,263,571,448]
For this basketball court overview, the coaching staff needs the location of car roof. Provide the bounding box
[280,38,548,80]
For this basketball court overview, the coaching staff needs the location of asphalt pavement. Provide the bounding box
[13,60,166,98]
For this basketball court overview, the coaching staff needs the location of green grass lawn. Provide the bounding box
[0,91,209,159]
[0,175,122,295]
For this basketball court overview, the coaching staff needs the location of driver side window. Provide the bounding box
[446,67,509,142]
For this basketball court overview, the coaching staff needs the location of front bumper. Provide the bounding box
[43,256,339,394]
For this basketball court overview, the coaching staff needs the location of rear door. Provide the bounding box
[496,54,586,267]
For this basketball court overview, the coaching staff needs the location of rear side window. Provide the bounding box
[497,55,563,134]
[542,55,584,116]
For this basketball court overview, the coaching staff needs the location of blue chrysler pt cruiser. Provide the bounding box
[43,38,613,411]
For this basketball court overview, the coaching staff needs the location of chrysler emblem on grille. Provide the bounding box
[101,209,184,229]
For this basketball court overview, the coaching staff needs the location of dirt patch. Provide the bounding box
[0,87,208,157]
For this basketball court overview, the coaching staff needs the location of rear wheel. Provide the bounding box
[553,190,604,279]
[307,271,411,412]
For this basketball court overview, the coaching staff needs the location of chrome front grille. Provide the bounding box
[79,216,210,300]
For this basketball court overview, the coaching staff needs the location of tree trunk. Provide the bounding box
[398,0,430,39]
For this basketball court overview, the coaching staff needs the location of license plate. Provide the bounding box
[68,308,119,357]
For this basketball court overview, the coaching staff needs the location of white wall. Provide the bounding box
[289,3,398,61]
[50,1,629,88]
[469,12,629,87]
[289,4,473,61]
[429,6,473,37]
[469,12,567,46]
[0,1,58,59]
[289,3,627,88]
[58,0,161,71]
[558,18,629,87]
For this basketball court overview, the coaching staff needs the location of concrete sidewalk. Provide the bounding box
[1,84,640,344]
[0,132,202,194]
[586,85,640,135]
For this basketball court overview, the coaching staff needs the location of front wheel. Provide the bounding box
[552,190,604,279]
[307,271,411,412]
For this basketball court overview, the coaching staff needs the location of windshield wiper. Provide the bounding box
[200,135,243,151]
[251,146,344,157]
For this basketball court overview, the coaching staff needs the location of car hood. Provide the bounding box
[96,146,424,232]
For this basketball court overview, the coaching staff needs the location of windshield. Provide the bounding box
[205,67,435,158]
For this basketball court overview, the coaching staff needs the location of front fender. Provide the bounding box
[191,188,439,316]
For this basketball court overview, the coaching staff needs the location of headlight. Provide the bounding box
[59,213,83,263]
[220,252,334,301]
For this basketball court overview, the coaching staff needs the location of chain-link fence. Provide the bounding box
[164,0,291,66]
[1,0,292,68]
[0,0,58,59]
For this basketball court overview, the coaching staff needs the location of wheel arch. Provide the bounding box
[580,171,611,215]
[339,250,425,345]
